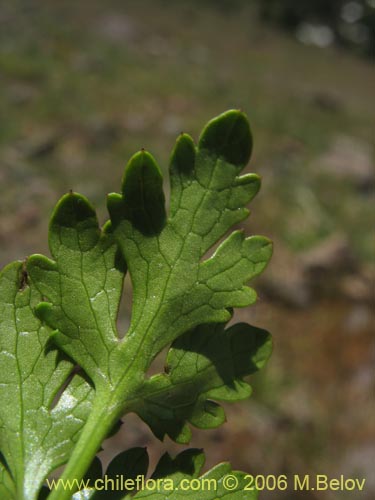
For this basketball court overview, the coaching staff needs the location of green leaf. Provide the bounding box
[72,448,149,500]
[108,110,272,367]
[71,449,258,500]
[0,261,93,500]
[27,109,271,397]
[0,458,16,500]
[131,449,258,500]
[131,322,272,443]
[27,195,126,392]
[25,110,272,500]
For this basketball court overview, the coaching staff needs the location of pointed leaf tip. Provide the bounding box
[199,110,252,167]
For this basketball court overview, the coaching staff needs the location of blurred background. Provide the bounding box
[0,0,374,498]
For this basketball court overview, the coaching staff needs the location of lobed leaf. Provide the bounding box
[70,449,258,500]
[0,262,93,500]
[132,449,258,500]
[27,195,127,391]
[27,110,271,403]
[72,448,149,500]
[131,322,272,443]
[107,109,272,367]
[22,110,273,499]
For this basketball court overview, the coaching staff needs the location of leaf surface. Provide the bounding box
[108,109,272,369]
[27,110,271,403]
[25,110,272,499]
[133,448,258,500]
[72,448,149,500]
[0,262,93,500]
[27,196,127,391]
[71,449,258,500]
[131,322,272,443]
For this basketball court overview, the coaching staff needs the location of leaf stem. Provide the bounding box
[47,391,120,500]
